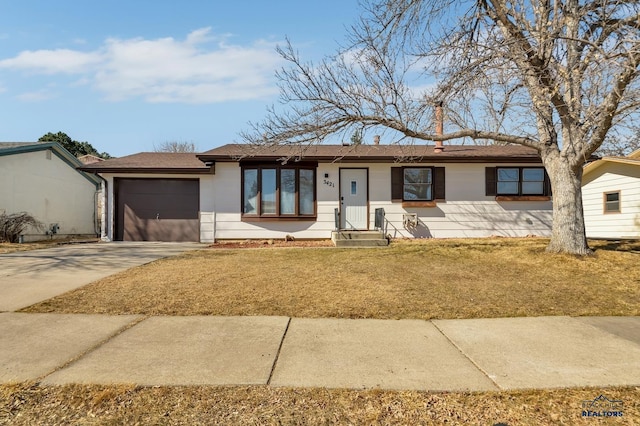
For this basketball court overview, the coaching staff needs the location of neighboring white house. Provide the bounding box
[0,142,102,241]
[582,149,640,239]
[81,143,554,242]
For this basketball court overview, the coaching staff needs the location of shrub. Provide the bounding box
[0,212,44,243]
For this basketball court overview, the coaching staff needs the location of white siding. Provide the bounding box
[582,163,640,239]
[0,149,98,241]
[210,162,552,240]
[369,163,552,239]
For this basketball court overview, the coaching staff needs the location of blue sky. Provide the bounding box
[0,1,361,156]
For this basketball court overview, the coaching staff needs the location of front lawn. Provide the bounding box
[23,238,640,319]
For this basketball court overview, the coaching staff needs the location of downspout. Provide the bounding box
[94,190,100,236]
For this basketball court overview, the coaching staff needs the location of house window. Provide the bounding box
[497,167,545,195]
[242,164,316,218]
[404,168,433,201]
[604,191,620,213]
[391,166,445,204]
[486,167,550,197]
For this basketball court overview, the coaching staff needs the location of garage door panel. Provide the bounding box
[116,178,200,242]
[122,194,198,211]
[124,207,198,221]
[123,196,199,219]
[122,218,199,242]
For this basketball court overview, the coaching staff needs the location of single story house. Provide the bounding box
[0,142,102,241]
[582,148,640,239]
[80,143,553,242]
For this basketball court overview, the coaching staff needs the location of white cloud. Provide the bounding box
[0,28,283,104]
[16,89,56,102]
[0,49,102,74]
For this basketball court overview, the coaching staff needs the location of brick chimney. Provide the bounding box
[435,101,444,153]
[373,135,380,145]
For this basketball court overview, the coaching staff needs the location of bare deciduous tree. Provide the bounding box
[242,0,640,255]
[153,141,197,153]
[597,128,640,156]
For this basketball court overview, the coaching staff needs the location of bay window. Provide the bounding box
[242,164,316,219]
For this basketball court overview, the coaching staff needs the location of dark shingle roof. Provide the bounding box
[80,143,543,174]
[198,143,542,163]
[80,152,210,173]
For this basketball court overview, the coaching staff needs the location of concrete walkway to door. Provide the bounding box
[0,242,204,312]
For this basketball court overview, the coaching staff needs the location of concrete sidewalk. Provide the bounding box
[1,313,639,391]
[0,242,203,311]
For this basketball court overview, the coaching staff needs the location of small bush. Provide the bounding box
[0,212,44,243]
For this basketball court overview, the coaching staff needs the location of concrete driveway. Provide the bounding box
[0,242,204,311]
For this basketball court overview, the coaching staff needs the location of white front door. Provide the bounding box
[340,168,368,229]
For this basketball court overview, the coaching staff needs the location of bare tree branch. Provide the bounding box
[242,0,640,254]
[153,141,198,153]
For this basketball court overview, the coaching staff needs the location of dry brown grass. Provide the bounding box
[24,238,640,319]
[1,383,638,425]
[6,238,640,424]
[0,238,99,254]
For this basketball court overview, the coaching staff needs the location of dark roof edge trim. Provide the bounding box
[80,167,212,174]
[200,156,542,164]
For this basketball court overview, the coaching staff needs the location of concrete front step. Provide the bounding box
[332,231,386,240]
[334,239,389,247]
[331,231,389,247]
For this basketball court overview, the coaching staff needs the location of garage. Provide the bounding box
[115,178,200,242]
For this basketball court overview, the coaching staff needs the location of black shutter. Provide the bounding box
[485,167,497,196]
[543,169,552,196]
[391,167,403,202]
[434,167,446,200]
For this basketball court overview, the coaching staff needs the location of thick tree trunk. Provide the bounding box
[543,156,593,255]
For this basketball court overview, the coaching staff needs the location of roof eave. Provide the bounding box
[197,154,542,164]
[79,167,212,174]
[583,157,640,176]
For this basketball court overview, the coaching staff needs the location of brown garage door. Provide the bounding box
[115,178,200,242]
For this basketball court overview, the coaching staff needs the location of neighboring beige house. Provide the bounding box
[81,143,553,242]
[77,154,105,165]
[0,142,102,241]
[582,149,640,239]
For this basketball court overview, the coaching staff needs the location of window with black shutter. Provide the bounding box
[391,166,445,205]
[485,166,551,198]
